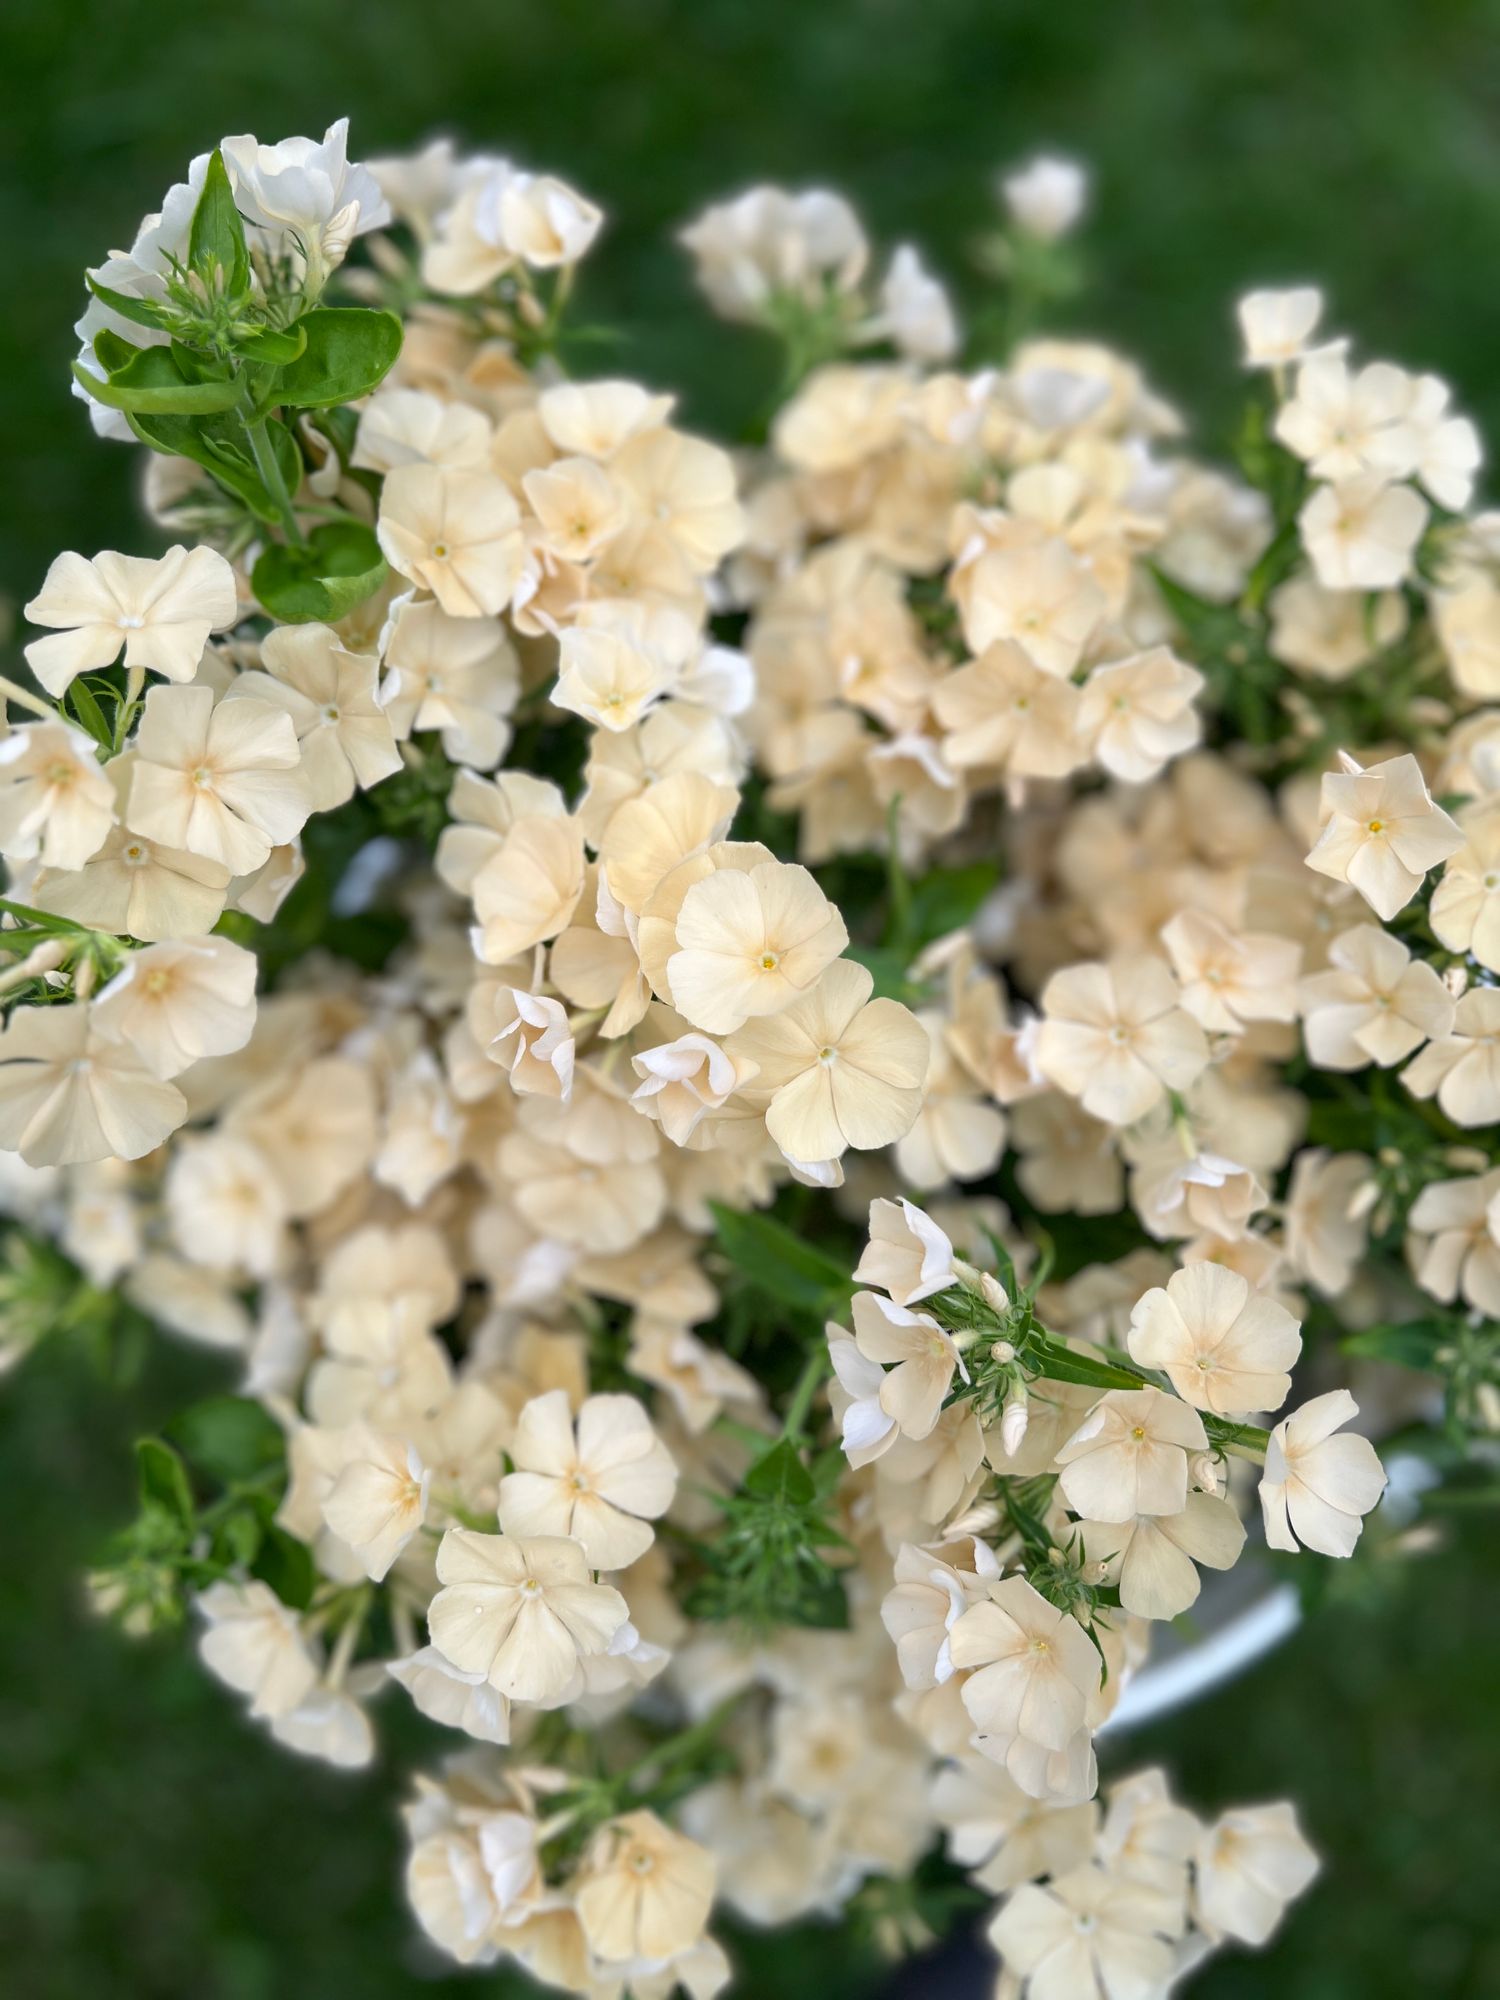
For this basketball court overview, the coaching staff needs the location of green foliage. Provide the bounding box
[187,149,251,298]
[680,1431,851,1632]
[165,1394,284,1486]
[709,1201,856,1318]
[269,307,402,410]
[251,518,387,622]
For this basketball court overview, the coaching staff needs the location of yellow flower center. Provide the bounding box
[1367,818,1385,834]
[759,951,780,972]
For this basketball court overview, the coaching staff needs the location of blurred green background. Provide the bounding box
[2,0,1499,1994]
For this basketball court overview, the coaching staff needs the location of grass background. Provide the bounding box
[1,0,1499,1993]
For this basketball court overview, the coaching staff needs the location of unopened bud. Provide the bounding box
[0,936,68,993]
[1476,1382,1500,1434]
[979,1271,1009,1314]
[1443,963,1470,1001]
[1189,1451,1221,1496]
[990,1339,1017,1365]
[1001,1388,1029,1458]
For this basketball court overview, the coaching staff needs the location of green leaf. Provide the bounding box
[135,1437,195,1524]
[844,944,912,1001]
[709,1201,854,1315]
[65,677,113,750]
[1342,1320,1450,1370]
[251,520,388,624]
[85,274,173,333]
[744,1438,816,1504]
[127,406,301,526]
[908,861,1000,946]
[1029,1336,1144,1392]
[74,347,243,416]
[189,148,250,295]
[165,1395,284,1487]
[233,320,308,366]
[252,1524,316,1609]
[271,307,402,409]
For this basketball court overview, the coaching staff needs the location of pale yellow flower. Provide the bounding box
[1161,910,1301,1034]
[1402,986,1500,1125]
[553,625,674,733]
[1194,1804,1320,1946]
[498,1388,677,1569]
[23,543,238,694]
[470,812,585,965]
[380,595,521,771]
[1259,1389,1386,1557]
[1129,1264,1300,1416]
[1082,1492,1246,1620]
[93,934,257,1079]
[31,755,230,940]
[0,1002,186,1165]
[1035,956,1208,1126]
[666,858,848,1034]
[1055,1386,1208,1520]
[196,1580,320,1721]
[126,683,310,876]
[934,642,1084,782]
[352,387,493,474]
[228,623,401,811]
[0,721,115,870]
[573,1810,716,1966]
[1305,752,1462,922]
[1078,648,1203,784]
[377,465,524,617]
[727,958,929,1162]
[427,1529,629,1702]
[322,1428,431,1581]
[1298,923,1453,1068]
[1430,800,1500,972]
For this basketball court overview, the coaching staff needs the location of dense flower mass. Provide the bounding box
[2,120,1490,2000]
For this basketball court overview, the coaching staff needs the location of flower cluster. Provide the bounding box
[3,126,1490,2000]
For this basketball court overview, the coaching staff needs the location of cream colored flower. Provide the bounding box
[666,859,848,1034]
[1298,923,1454,1068]
[553,625,674,733]
[196,1580,319,1720]
[947,1575,1101,1781]
[31,755,230,939]
[23,543,237,694]
[1260,1389,1386,1557]
[956,538,1104,675]
[610,428,745,574]
[598,771,740,918]
[1305,752,1462,922]
[470,812,586,965]
[485,167,602,268]
[1430,801,1500,972]
[1237,287,1323,368]
[934,642,1084,782]
[474,986,574,1100]
[126,683,310,875]
[1161,910,1300,1034]
[322,1428,430,1581]
[537,379,674,458]
[92,934,257,1079]
[1056,1386,1208,1521]
[0,1003,185,1165]
[227,1055,378,1221]
[726,959,928,1162]
[1268,574,1406,681]
[1194,1803,1319,1945]
[386,1647,511,1745]
[573,1810,716,1966]
[0,721,115,870]
[990,1865,1179,1999]
[498,1388,677,1569]
[1300,476,1427,590]
[1276,355,1415,482]
[855,1197,958,1306]
[1283,1149,1373,1297]
[1001,154,1089,239]
[523,456,626,563]
[1402,986,1500,1125]
[1078,649,1203,784]
[427,1529,629,1703]
[377,465,524,617]
[1035,956,1208,1126]
[930,1760,1097,1896]
[352,387,493,474]
[1407,1169,1500,1317]
[1128,1264,1300,1415]
[1082,1492,1246,1620]
[630,1032,756,1145]
[165,1131,286,1278]
[228,623,400,810]
[380,595,521,771]
[849,1288,968,1442]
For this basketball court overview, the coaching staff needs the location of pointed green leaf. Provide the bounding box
[74,350,244,416]
[136,1437,195,1524]
[251,519,387,624]
[189,148,250,295]
[85,274,173,333]
[232,319,308,366]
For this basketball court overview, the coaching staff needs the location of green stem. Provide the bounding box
[245,414,305,547]
[780,1345,831,1443]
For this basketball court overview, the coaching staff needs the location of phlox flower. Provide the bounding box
[1299,476,1428,591]
[1055,1386,1208,1521]
[947,1575,1101,1799]
[665,858,848,1035]
[999,154,1089,240]
[990,1863,1182,2000]
[92,933,258,1079]
[23,544,238,695]
[1128,1263,1301,1416]
[1304,752,1462,922]
[0,1003,186,1166]
[573,1810,716,1966]
[380,595,521,771]
[1259,1389,1387,1557]
[229,623,401,811]
[126,683,311,876]
[1429,800,1500,971]
[1193,1803,1320,1947]
[195,1579,320,1720]
[1034,956,1208,1127]
[0,721,115,870]
[1081,1492,1246,1620]
[377,465,525,618]
[1078,648,1204,784]
[498,1388,677,1570]
[426,1529,629,1704]
[321,1428,431,1582]
[854,1196,959,1306]
[1237,286,1324,369]
[1402,986,1500,1126]
[222,119,390,285]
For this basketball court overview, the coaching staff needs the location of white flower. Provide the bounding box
[553,626,675,734]
[1237,287,1324,368]
[990,1865,1182,1997]
[478,988,574,1101]
[1305,752,1463,922]
[1055,1386,1208,1521]
[386,1647,511,1745]
[196,1579,319,1720]
[426,1529,629,1703]
[629,1032,755,1146]
[497,1389,678,1570]
[480,167,603,268]
[679,186,867,321]
[848,1289,969,1443]
[379,594,520,771]
[1299,923,1454,1068]
[23,545,238,695]
[1194,1803,1319,1946]
[0,1003,185,1165]
[666,859,848,1035]
[322,1429,431,1581]
[1259,1389,1386,1557]
[1035,956,1208,1126]
[999,154,1089,240]
[1300,476,1428,591]
[92,934,258,1079]
[948,1575,1101,1799]
[377,465,525,618]
[126,683,311,875]
[853,1197,958,1306]
[228,624,401,811]
[1082,1493,1246,1620]
[1128,1264,1301,1416]
[878,245,959,362]
[222,119,390,286]
[1078,648,1203,783]
[0,721,115,870]
[1275,354,1416,483]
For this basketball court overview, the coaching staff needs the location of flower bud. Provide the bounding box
[1000,1387,1029,1458]
[1189,1451,1221,1496]
[978,1270,1009,1314]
